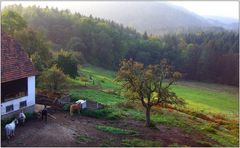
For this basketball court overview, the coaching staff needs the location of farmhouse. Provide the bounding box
[1,33,37,119]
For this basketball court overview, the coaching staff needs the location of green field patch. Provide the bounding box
[75,66,239,116]
[78,66,120,89]
[172,84,239,115]
[69,89,124,105]
[96,125,137,135]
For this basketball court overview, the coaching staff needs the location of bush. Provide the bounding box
[56,49,78,78]
[38,65,66,91]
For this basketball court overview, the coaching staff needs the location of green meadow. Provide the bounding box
[172,84,239,115]
[66,65,239,146]
[69,65,238,115]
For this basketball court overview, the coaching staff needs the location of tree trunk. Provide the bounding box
[145,107,151,127]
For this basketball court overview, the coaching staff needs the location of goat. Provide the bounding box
[70,103,81,116]
[18,110,26,126]
[5,119,18,140]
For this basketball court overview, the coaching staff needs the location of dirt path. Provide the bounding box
[1,110,218,147]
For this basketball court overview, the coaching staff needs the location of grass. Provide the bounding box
[77,65,120,89]
[96,125,137,135]
[196,140,213,147]
[75,135,95,144]
[172,84,239,115]
[100,139,114,147]
[207,131,239,147]
[75,65,239,115]
[81,108,121,120]
[121,138,161,147]
[67,65,239,147]
[69,89,124,105]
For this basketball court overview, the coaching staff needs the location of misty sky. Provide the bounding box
[1,1,239,19]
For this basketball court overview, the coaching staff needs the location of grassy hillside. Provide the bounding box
[69,65,238,115]
[66,65,239,146]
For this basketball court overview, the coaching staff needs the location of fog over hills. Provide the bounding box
[67,2,238,35]
[204,16,239,30]
[2,1,238,35]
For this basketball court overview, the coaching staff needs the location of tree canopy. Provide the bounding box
[2,5,239,86]
[116,59,185,127]
[1,10,27,35]
[55,50,79,78]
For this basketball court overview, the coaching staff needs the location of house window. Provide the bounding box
[20,101,27,108]
[6,105,14,112]
[1,78,28,102]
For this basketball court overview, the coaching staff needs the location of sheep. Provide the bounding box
[5,118,18,140]
[18,110,26,126]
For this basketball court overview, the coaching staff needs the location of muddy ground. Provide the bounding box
[1,110,218,147]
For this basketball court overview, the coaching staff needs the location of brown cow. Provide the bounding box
[70,103,81,116]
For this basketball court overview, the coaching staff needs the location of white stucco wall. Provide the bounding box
[1,76,35,116]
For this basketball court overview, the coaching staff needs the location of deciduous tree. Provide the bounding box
[55,49,78,78]
[38,65,66,91]
[1,10,27,35]
[116,59,185,127]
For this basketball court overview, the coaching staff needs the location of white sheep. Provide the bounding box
[5,118,18,140]
[18,111,26,125]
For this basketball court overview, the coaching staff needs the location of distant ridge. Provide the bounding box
[67,2,238,35]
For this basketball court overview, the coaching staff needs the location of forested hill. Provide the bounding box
[2,5,239,86]
[2,5,142,69]
[41,2,237,35]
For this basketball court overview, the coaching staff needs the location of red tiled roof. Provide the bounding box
[1,33,37,83]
